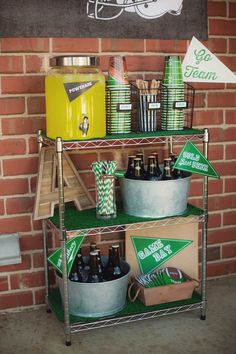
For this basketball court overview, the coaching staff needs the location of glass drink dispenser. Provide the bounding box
[45,56,106,140]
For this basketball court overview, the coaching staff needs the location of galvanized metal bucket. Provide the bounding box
[56,258,130,318]
[119,175,191,218]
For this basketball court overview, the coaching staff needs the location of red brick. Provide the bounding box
[208,195,236,211]
[194,93,206,108]
[208,227,236,245]
[209,127,236,143]
[208,144,224,161]
[20,234,45,251]
[26,55,44,73]
[0,255,31,273]
[27,96,45,114]
[102,39,144,52]
[208,212,222,228]
[0,291,33,309]
[222,243,236,258]
[33,253,44,268]
[194,110,224,126]
[6,197,34,214]
[80,172,95,189]
[213,161,236,177]
[225,177,236,193]
[1,117,45,135]
[223,210,236,225]
[0,56,23,74]
[34,288,45,305]
[10,271,45,290]
[218,55,236,71]
[209,19,236,36]
[226,144,236,160]
[0,199,5,215]
[3,156,38,176]
[208,1,227,16]
[207,179,224,196]
[0,216,31,233]
[69,152,98,171]
[52,38,99,52]
[28,137,39,155]
[100,55,164,73]
[201,37,227,53]
[1,38,49,52]
[1,76,45,94]
[100,150,116,161]
[225,110,236,124]
[206,246,221,261]
[0,276,8,291]
[207,260,236,277]
[0,138,26,156]
[0,178,28,196]
[32,219,43,232]
[0,97,25,115]
[229,2,236,17]
[208,92,236,108]
[128,55,164,72]
[145,39,187,53]
[192,82,225,91]
[229,38,236,53]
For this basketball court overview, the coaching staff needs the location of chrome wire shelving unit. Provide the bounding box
[38,128,208,346]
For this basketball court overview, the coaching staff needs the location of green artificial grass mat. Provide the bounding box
[44,129,204,142]
[48,287,202,323]
[49,204,203,231]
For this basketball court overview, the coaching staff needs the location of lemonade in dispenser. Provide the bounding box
[45,56,106,140]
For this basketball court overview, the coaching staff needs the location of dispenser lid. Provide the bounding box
[50,56,99,67]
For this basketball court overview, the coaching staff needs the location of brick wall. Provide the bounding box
[0,0,236,311]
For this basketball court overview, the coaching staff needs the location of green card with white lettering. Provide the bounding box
[48,234,86,275]
[131,236,192,274]
[174,141,220,178]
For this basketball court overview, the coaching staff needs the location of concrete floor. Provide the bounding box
[0,276,236,354]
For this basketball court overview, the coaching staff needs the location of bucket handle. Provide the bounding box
[128,282,140,303]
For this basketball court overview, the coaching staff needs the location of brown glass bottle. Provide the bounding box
[133,157,144,180]
[90,243,97,252]
[146,155,160,181]
[170,153,182,179]
[87,251,103,283]
[69,256,82,282]
[161,158,173,180]
[104,244,122,281]
[95,248,104,278]
[136,152,146,178]
[124,155,135,179]
[151,152,162,178]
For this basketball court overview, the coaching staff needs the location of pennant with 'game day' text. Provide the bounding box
[131,236,192,274]
[48,234,86,275]
[174,141,220,179]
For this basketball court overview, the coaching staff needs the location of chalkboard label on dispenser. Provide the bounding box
[45,56,106,140]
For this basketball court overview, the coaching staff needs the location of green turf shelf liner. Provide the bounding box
[49,204,203,231]
[48,287,202,324]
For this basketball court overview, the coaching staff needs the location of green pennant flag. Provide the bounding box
[48,233,86,275]
[131,236,193,274]
[174,141,220,178]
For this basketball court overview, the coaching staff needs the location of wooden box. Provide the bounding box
[128,278,197,306]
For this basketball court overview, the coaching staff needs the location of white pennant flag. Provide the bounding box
[182,36,236,83]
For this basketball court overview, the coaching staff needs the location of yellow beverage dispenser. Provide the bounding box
[45,56,106,140]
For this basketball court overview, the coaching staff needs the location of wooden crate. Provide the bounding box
[128,278,197,306]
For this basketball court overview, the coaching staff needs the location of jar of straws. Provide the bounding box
[92,160,117,219]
